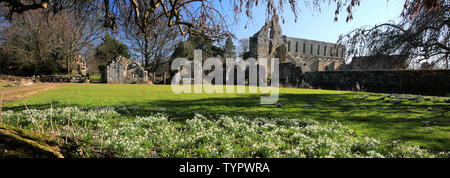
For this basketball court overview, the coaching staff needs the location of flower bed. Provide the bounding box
[1,106,449,158]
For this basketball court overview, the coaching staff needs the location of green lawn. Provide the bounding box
[0,81,9,87]
[88,74,102,83]
[3,84,450,152]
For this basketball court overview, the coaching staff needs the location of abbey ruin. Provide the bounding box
[246,19,449,96]
[248,19,411,75]
[248,19,346,75]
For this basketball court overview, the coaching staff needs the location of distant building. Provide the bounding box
[348,55,408,71]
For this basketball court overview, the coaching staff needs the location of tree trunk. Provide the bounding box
[144,36,150,67]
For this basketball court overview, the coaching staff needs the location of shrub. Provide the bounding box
[98,64,106,72]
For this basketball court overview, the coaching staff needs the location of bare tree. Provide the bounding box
[0,7,102,75]
[1,0,442,39]
[238,38,249,57]
[339,0,449,68]
[0,0,444,74]
[119,5,181,71]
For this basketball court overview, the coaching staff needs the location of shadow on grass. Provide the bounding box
[148,93,450,151]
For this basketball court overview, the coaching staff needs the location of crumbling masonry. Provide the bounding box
[249,19,346,76]
[105,56,149,84]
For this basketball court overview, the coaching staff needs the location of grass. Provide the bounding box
[3,84,450,152]
[0,80,10,87]
[89,75,102,83]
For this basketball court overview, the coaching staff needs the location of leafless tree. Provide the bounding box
[0,0,444,74]
[2,0,440,39]
[119,5,181,72]
[339,0,448,68]
[237,38,249,57]
[0,7,102,74]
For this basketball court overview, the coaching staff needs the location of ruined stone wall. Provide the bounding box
[279,64,450,96]
[248,20,346,74]
[284,37,345,59]
[106,59,128,84]
[1,74,89,83]
[38,75,89,83]
[248,20,283,59]
[279,62,303,88]
[106,56,149,84]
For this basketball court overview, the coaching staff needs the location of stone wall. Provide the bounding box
[248,18,345,75]
[348,55,408,71]
[279,65,450,96]
[1,74,89,83]
[248,19,283,59]
[279,62,304,88]
[38,75,89,83]
[284,37,345,59]
[105,56,149,84]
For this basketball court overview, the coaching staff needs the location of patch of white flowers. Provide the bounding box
[2,106,449,158]
[1,107,121,129]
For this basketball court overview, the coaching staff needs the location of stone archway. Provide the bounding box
[125,61,147,84]
[105,56,149,84]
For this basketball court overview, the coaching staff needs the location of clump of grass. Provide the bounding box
[0,123,64,158]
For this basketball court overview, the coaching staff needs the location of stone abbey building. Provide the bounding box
[249,19,346,73]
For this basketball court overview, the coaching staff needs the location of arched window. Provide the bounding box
[317,45,320,55]
[295,42,298,53]
[324,46,327,56]
[303,43,306,54]
[288,41,291,52]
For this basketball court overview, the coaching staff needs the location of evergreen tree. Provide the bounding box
[171,35,225,60]
[223,37,236,58]
[94,34,130,64]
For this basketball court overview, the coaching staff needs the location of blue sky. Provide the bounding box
[219,0,405,44]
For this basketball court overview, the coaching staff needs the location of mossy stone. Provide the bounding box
[0,124,64,158]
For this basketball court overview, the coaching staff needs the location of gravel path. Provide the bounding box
[0,83,64,102]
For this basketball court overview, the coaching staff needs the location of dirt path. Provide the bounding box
[0,83,64,103]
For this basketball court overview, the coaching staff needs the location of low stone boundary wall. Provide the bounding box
[38,75,89,83]
[1,74,90,85]
[279,66,450,96]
